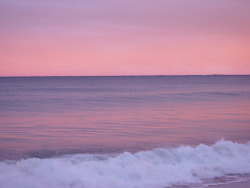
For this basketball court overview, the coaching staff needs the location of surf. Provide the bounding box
[0,139,250,188]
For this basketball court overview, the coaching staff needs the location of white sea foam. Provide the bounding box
[0,140,250,188]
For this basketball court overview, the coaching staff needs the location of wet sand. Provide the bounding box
[208,180,250,188]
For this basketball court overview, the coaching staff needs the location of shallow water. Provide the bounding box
[0,75,250,187]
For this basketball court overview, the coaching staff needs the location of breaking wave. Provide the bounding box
[0,140,250,188]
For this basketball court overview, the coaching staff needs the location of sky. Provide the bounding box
[1,0,250,76]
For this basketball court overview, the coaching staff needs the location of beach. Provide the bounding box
[208,180,250,188]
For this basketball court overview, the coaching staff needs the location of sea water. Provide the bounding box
[0,75,250,188]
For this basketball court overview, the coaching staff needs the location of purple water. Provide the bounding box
[0,75,250,188]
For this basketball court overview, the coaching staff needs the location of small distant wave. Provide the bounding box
[0,140,250,188]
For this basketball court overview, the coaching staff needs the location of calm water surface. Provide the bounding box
[0,75,249,159]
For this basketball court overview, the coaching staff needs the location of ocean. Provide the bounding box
[0,75,250,188]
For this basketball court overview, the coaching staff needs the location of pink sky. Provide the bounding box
[1,0,250,76]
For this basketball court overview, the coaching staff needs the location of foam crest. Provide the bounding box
[0,140,250,188]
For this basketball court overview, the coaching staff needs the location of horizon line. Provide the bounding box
[1,74,250,78]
